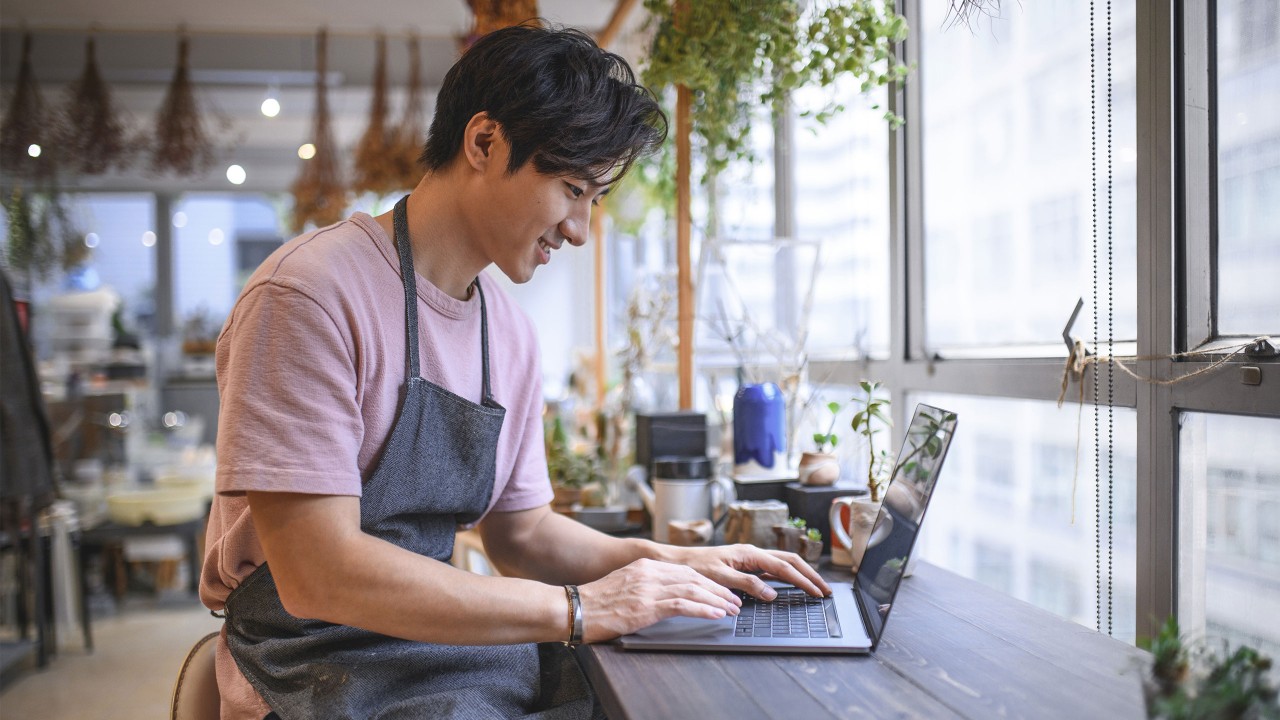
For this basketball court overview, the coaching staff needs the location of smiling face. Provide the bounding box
[467,124,612,284]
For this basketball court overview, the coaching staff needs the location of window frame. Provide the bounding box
[811,0,1280,643]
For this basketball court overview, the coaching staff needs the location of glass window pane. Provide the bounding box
[921,1,1138,353]
[3,193,158,357]
[911,392,1137,643]
[1179,413,1280,662]
[795,84,891,357]
[173,193,283,331]
[1215,0,1280,336]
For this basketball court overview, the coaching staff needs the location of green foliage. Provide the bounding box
[1140,616,1279,719]
[545,416,602,489]
[849,380,891,501]
[642,0,910,184]
[786,516,807,530]
[805,527,822,543]
[812,400,844,453]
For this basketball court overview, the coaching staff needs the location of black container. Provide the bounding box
[635,412,706,474]
[732,477,791,503]
[784,482,868,553]
[652,456,713,481]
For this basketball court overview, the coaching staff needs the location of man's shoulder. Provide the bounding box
[238,215,388,309]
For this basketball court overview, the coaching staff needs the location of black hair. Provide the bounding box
[420,24,667,184]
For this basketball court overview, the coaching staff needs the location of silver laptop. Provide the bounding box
[619,404,958,654]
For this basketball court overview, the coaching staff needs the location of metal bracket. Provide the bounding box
[1244,337,1278,360]
[1062,298,1090,357]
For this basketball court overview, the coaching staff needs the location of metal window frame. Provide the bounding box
[841,0,1280,645]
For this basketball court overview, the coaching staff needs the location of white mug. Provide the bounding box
[650,476,734,543]
[829,496,884,570]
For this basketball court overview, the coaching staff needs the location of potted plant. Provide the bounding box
[850,381,893,502]
[799,401,842,486]
[772,517,823,566]
[1140,616,1277,718]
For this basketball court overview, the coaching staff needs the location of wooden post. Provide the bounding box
[676,85,693,410]
[592,209,608,408]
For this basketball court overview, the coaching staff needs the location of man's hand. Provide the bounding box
[576,558,742,643]
[662,544,832,603]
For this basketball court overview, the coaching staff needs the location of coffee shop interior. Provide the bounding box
[2,0,1278,717]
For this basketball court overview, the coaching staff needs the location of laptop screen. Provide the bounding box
[853,403,958,648]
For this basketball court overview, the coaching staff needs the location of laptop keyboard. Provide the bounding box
[733,588,835,639]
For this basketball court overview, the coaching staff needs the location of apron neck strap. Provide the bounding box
[392,195,495,403]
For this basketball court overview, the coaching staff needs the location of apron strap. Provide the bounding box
[392,195,421,379]
[473,277,494,404]
[394,194,496,403]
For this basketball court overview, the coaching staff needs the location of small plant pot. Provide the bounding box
[772,525,823,566]
[797,452,839,486]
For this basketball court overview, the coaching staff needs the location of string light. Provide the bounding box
[297,143,316,160]
[172,211,188,228]
[209,228,225,245]
[27,144,41,157]
[227,164,247,185]
[84,232,100,248]
[142,231,156,247]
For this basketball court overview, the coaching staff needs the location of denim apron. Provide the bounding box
[221,195,599,720]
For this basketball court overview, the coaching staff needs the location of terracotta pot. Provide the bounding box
[797,452,839,486]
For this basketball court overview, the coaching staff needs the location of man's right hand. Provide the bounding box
[575,558,742,643]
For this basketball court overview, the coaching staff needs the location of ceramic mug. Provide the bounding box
[828,496,884,570]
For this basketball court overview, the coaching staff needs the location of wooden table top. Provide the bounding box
[576,561,1149,719]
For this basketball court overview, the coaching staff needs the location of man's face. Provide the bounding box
[473,137,611,284]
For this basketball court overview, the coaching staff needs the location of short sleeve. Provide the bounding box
[488,334,554,513]
[214,280,364,497]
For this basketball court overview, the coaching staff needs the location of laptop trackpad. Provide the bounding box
[630,614,733,641]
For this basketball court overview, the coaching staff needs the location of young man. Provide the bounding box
[202,25,829,719]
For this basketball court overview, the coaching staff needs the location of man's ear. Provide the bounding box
[462,112,502,172]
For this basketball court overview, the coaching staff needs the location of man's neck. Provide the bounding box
[375,171,487,301]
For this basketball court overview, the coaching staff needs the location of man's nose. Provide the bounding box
[560,207,590,247]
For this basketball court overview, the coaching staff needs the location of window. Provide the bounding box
[172,193,283,329]
[1215,0,1280,336]
[910,392,1137,642]
[1179,413,1280,662]
[920,0,1138,353]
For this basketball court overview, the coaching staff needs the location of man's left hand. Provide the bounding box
[659,544,832,601]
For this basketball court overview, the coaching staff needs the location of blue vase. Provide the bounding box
[733,382,786,469]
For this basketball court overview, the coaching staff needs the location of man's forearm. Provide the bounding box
[481,507,679,585]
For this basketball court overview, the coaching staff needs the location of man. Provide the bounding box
[202,24,829,720]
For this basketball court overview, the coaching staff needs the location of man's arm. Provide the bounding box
[479,505,833,641]
[249,491,743,645]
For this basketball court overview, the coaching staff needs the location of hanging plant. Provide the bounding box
[389,35,426,191]
[4,186,89,279]
[641,0,910,184]
[0,33,57,179]
[351,36,400,196]
[290,29,348,232]
[151,35,221,176]
[61,36,143,176]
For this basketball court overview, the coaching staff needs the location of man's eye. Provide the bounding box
[566,183,584,198]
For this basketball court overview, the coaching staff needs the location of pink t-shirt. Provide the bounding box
[200,213,554,720]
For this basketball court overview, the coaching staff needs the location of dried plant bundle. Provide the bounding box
[4,186,89,278]
[0,33,54,178]
[464,0,541,48]
[390,35,426,191]
[151,36,219,176]
[290,30,348,232]
[351,36,401,196]
[62,36,142,175]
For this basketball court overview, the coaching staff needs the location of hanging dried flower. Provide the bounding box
[0,33,56,179]
[290,30,348,232]
[151,35,220,176]
[61,36,143,176]
[4,185,88,279]
[351,36,400,196]
[463,0,541,50]
[389,35,426,190]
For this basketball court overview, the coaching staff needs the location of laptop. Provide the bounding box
[619,403,958,654]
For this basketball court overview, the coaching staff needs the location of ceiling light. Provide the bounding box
[298,143,316,160]
[261,84,281,118]
[27,144,41,158]
[209,228,225,246]
[227,164,247,185]
[142,231,157,247]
